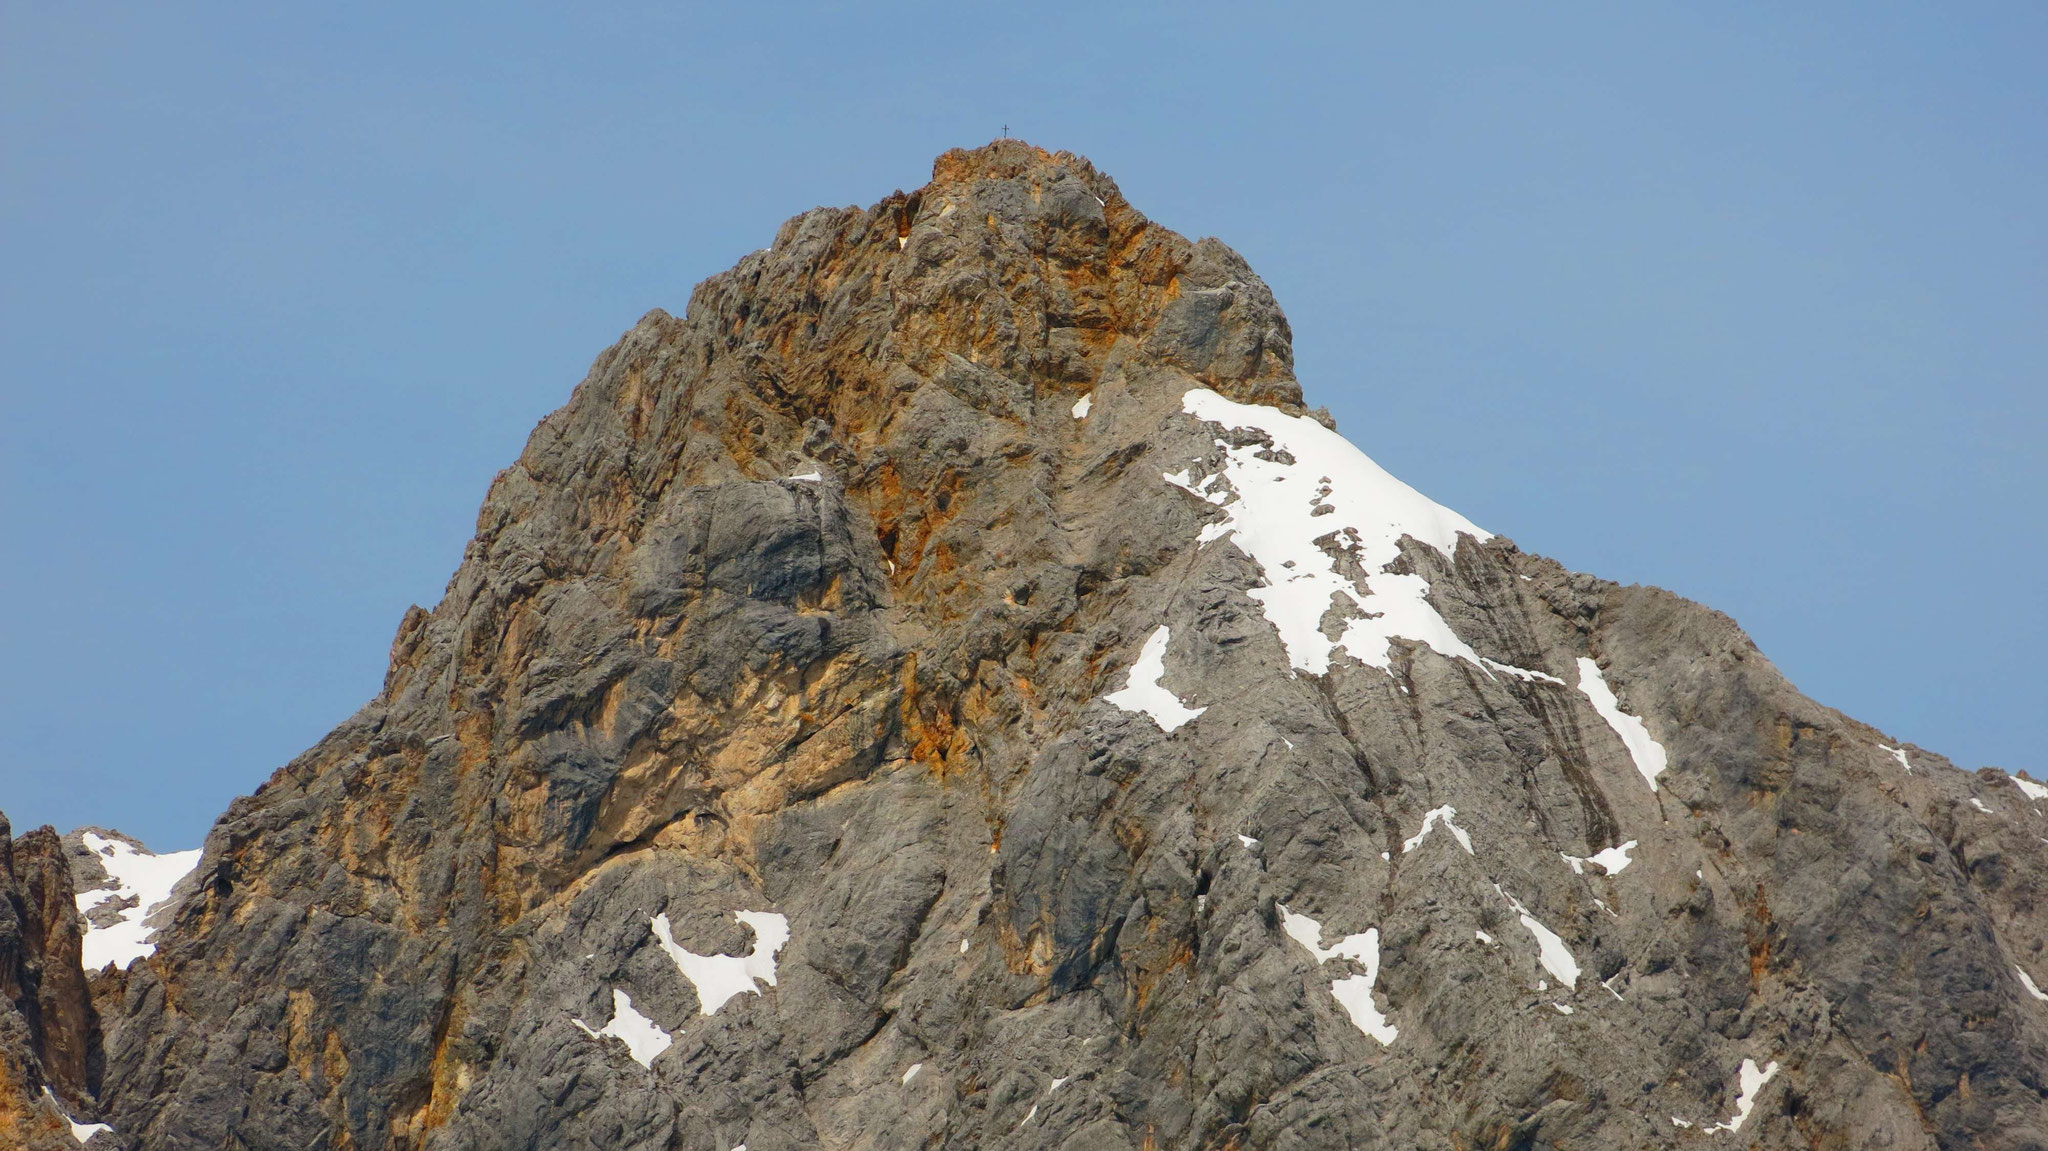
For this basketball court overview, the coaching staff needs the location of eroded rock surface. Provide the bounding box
[45,142,2048,1148]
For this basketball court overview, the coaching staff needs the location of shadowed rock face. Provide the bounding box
[69,141,2048,1149]
[0,816,104,1150]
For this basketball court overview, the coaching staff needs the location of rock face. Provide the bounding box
[61,141,2048,1148]
[0,815,105,1149]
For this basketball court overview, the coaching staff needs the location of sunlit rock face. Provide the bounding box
[53,142,2048,1149]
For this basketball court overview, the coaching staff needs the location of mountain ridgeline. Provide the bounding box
[6,142,2046,1149]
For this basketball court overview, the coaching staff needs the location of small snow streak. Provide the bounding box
[1402,806,1474,855]
[902,1062,923,1084]
[1575,659,1668,790]
[1071,393,1092,418]
[2017,967,2048,1002]
[1971,798,1997,814]
[1481,658,1565,685]
[789,471,823,482]
[1878,744,1913,773]
[1105,626,1205,732]
[1493,885,1580,989]
[650,910,789,1015]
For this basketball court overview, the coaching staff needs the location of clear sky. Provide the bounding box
[3,3,2041,848]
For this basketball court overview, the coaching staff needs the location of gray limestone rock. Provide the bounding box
[21,141,2043,1149]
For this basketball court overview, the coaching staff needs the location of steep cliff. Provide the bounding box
[0,816,108,1149]
[73,142,2048,1149]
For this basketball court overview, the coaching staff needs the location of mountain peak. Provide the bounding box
[926,138,1121,199]
[19,150,2048,1150]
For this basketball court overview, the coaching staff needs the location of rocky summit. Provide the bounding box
[4,141,2046,1149]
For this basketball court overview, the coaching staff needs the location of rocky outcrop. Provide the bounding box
[63,142,2048,1149]
[0,815,107,1149]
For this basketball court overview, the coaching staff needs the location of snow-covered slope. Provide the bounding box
[68,831,201,971]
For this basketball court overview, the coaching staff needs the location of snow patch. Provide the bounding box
[650,910,789,1015]
[1575,659,1668,790]
[1494,885,1579,989]
[1552,1002,1574,1015]
[1564,841,1638,876]
[1168,389,1490,676]
[1482,658,1565,685]
[75,832,202,970]
[1475,929,1495,944]
[1706,1059,1780,1134]
[573,989,672,1068]
[1878,744,1913,773]
[1588,841,1637,874]
[2014,776,2048,802]
[1971,798,1997,814]
[789,471,823,482]
[903,1062,923,1084]
[1402,806,1474,855]
[1238,834,1260,850]
[2018,967,2048,1002]
[1071,393,1092,418]
[1105,625,1205,732]
[42,1088,111,1145]
[1277,905,1397,1044]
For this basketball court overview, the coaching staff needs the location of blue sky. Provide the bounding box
[3,3,2041,847]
